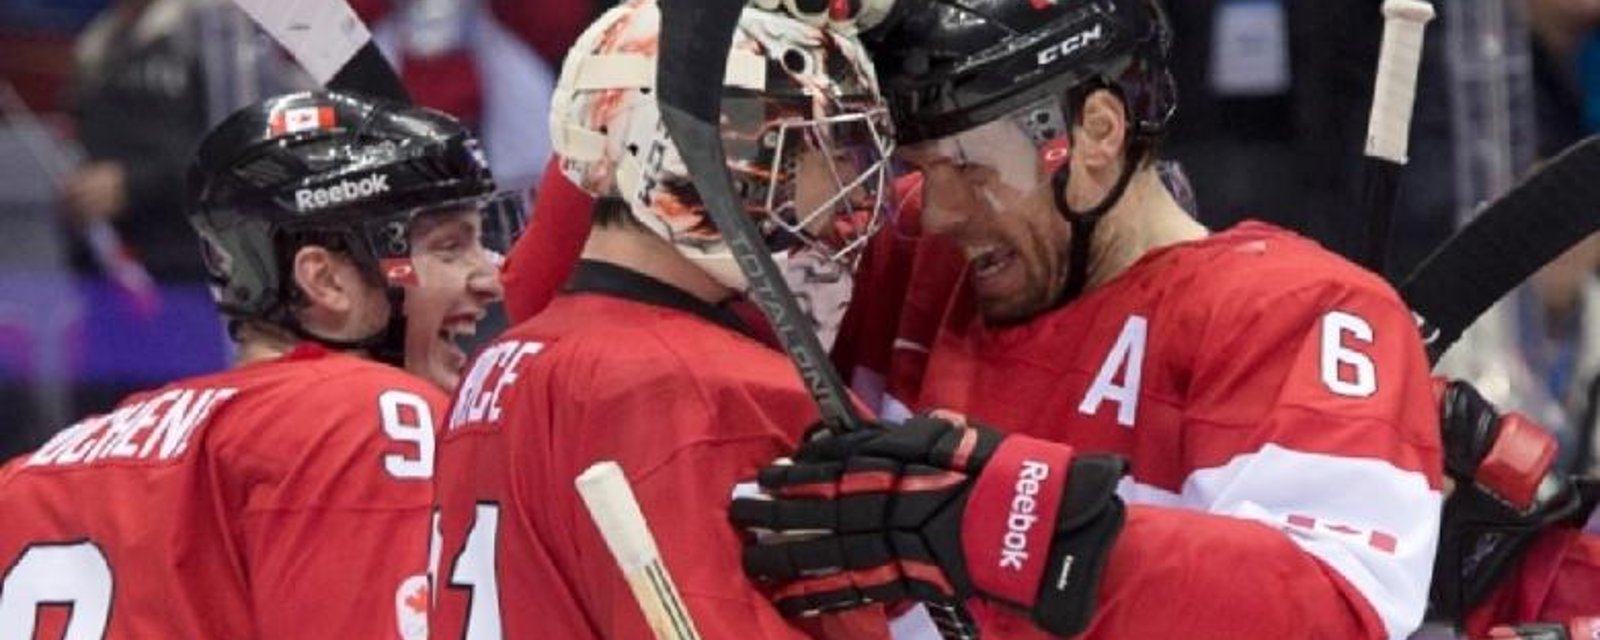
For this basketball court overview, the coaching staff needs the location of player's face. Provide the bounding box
[757,107,895,268]
[400,208,504,390]
[899,114,1073,324]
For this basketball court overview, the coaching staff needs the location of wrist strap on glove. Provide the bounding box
[961,435,1127,636]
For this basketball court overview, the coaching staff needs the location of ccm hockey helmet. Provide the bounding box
[867,0,1176,302]
[550,0,896,290]
[187,90,517,356]
[867,0,1175,145]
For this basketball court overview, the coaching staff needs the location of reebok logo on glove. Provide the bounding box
[1001,460,1050,570]
[964,437,1074,607]
[295,174,391,210]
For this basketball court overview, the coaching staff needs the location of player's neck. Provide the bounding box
[581,224,732,305]
[1086,168,1208,289]
[231,320,374,367]
[232,322,294,367]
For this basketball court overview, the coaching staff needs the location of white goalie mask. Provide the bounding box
[549,0,896,294]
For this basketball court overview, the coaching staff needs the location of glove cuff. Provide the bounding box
[1033,455,1127,636]
[1475,412,1558,512]
[960,435,1075,608]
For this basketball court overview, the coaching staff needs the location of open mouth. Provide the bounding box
[437,313,482,359]
[967,243,1018,281]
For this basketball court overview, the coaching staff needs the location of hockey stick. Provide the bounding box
[1359,0,1435,274]
[227,0,409,103]
[577,461,703,640]
[1401,135,1600,364]
[653,1,980,637]
[655,0,861,433]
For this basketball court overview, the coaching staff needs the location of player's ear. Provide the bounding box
[1074,89,1129,173]
[291,245,358,314]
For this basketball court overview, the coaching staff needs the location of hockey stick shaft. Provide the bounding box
[1402,135,1600,363]
[1360,0,1435,274]
[655,0,861,432]
[577,462,702,640]
[227,0,410,103]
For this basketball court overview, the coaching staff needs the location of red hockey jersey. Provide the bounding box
[1466,520,1600,637]
[846,222,1445,639]
[431,261,888,639]
[0,344,444,639]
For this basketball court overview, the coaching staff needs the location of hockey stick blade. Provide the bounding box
[655,0,860,433]
[655,1,978,637]
[229,0,410,103]
[329,42,410,103]
[1402,134,1600,363]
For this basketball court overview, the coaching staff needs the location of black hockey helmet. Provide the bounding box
[187,91,501,339]
[865,0,1175,146]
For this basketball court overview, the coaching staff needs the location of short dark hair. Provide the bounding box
[591,197,642,230]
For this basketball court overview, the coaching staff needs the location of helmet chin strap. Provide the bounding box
[1048,138,1145,305]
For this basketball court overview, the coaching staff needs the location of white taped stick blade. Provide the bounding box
[576,461,661,574]
[230,0,372,85]
[1365,0,1436,164]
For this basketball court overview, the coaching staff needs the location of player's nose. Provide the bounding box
[469,252,504,304]
[919,165,977,237]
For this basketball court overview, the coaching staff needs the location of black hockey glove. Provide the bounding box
[1432,379,1588,622]
[730,414,1127,637]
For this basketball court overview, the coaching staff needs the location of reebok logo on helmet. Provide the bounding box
[295,174,391,210]
[1036,23,1105,67]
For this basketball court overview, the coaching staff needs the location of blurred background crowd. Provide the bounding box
[0,0,1596,469]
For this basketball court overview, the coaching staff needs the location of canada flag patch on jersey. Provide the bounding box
[270,106,336,135]
[395,574,429,640]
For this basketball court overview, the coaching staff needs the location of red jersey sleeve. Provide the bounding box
[1088,267,1443,639]
[213,370,446,640]
[1466,524,1600,635]
[500,161,591,323]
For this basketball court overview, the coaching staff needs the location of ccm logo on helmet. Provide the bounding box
[1000,459,1050,570]
[294,174,391,210]
[1036,23,1105,66]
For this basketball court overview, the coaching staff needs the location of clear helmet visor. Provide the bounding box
[896,94,1073,222]
[367,190,528,285]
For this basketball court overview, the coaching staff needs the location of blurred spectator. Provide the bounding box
[63,0,209,281]
[1526,0,1600,155]
[486,0,599,67]
[355,0,554,199]
[1158,0,1456,278]
[1438,234,1600,474]
[352,0,601,69]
